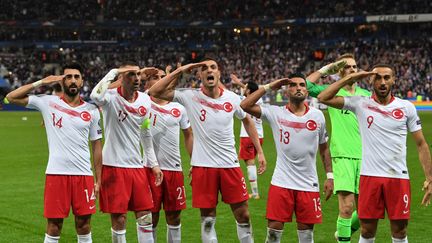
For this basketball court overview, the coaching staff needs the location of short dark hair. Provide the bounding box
[337,53,355,61]
[119,60,138,68]
[200,55,223,73]
[62,62,83,74]
[372,63,395,76]
[246,81,259,93]
[288,73,306,80]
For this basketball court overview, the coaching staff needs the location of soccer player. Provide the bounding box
[142,68,193,242]
[240,74,334,243]
[90,62,163,243]
[317,64,432,243]
[231,74,264,199]
[307,54,368,242]
[6,63,103,243]
[148,60,266,243]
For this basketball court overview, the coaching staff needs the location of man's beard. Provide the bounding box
[64,84,80,97]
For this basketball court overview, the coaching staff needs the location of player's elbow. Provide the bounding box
[240,101,250,112]
[5,92,16,104]
[317,93,326,103]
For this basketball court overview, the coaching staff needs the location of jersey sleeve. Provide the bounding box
[343,96,363,112]
[26,95,47,111]
[179,106,191,129]
[306,80,328,98]
[406,101,422,133]
[318,112,329,144]
[173,89,188,106]
[89,107,103,141]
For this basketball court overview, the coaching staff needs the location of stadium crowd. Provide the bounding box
[1,0,431,21]
[2,35,431,101]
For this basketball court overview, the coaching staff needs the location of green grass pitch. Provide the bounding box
[0,111,431,242]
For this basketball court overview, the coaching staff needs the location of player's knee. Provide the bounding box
[166,213,181,226]
[339,203,354,217]
[47,219,63,235]
[361,228,376,239]
[137,213,152,226]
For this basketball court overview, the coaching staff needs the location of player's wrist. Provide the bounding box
[32,80,43,88]
[326,172,334,180]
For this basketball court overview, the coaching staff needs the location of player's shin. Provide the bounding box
[265,228,283,243]
[137,213,154,243]
[44,234,60,243]
[297,229,314,243]
[111,228,126,243]
[201,216,217,243]
[236,221,253,243]
[337,216,352,242]
[247,165,259,196]
[77,232,92,243]
[167,224,181,243]
[351,211,360,234]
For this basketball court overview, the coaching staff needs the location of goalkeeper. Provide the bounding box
[307,54,371,243]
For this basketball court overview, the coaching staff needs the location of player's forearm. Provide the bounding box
[243,117,264,154]
[418,142,432,181]
[140,129,159,167]
[148,68,182,100]
[306,71,323,84]
[317,77,350,103]
[183,128,193,158]
[319,143,332,173]
[91,140,103,183]
[90,69,118,104]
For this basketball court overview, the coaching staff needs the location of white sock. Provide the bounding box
[152,227,157,242]
[247,165,258,195]
[167,224,181,243]
[297,229,314,243]
[265,228,283,243]
[201,216,217,243]
[359,235,375,243]
[44,234,60,243]
[111,228,126,243]
[392,236,408,243]
[137,223,154,243]
[236,221,253,243]
[78,232,92,243]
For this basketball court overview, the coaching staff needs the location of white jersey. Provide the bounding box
[27,95,102,175]
[97,88,151,168]
[261,104,328,192]
[240,97,264,138]
[174,88,246,168]
[343,95,421,179]
[147,100,190,171]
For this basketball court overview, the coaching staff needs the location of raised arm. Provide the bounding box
[306,60,347,83]
[90,69,118,105]
[317,71,375,109]
[148,63,205,101]
[6,75,64,106]
[319,142,334,201]
[230,74,247,90]
[240,78,291,118]
[411,130,432,206]
[242,116,266,174]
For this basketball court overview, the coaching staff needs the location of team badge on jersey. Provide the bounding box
[138,106,147,116]
[80,111,92,122]
[391,109,404,119]
[223,102,233,112]
[170,108,181,117]
[306,120,318,131]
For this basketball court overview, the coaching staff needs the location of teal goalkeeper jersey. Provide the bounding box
[307,81,371,159]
